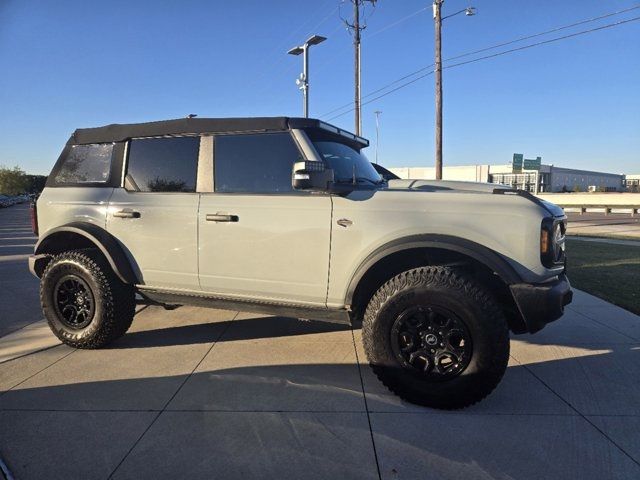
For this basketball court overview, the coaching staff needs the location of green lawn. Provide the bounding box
[566,239,640,315]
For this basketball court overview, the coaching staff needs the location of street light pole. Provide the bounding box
[301,45,310,117]
[374,110,382,164]
[433,0,443,180]
[288,35,327,118]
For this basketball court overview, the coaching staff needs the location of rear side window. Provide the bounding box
[53,144,114,184]
[126,137,199,192]
[214,133,301,193]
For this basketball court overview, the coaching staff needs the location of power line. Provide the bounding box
[320,5,640,119]
[324,14,640,121]
[368,6,429,38]
[443,3,640,64]
[444,15,640,71]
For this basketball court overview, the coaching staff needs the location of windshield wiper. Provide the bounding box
[334,177,382,186]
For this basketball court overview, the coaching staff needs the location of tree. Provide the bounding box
[0,166,29,195]
[24,174,48,193]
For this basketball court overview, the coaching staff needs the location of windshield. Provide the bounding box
[312,141,383,185]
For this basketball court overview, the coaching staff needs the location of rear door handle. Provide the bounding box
[113,209,141,219]
[206,213,239,222]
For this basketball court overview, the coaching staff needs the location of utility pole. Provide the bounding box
[345,0,376,136]
[354,0,362,135]
[431,2,475,180]
[374,110,382,164]
[433,0,443,180]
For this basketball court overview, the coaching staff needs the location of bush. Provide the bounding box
[0,166,28,195]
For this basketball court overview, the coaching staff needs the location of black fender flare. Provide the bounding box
[34,222,139,284]
[345,234,523,306]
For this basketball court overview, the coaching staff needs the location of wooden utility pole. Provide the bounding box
[353,0,362,135]
[346,1,376,136]
[434,0,443,180]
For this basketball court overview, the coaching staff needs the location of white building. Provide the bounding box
[625,174,640,192]
[388,164,626,193]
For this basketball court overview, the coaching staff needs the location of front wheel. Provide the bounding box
[40,249,135,349]
[362,266,510,409]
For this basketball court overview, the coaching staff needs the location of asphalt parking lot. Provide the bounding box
[1,203,640,479]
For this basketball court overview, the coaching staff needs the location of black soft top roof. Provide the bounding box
[69,117,337,145]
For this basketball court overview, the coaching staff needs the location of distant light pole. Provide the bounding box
[433,2,476,179]
[374,110,382,164]
[288,35,327,118]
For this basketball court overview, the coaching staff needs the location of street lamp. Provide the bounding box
[288,34,327,118]
[433,1,476,180]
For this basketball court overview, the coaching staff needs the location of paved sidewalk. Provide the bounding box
[1,289,640,480]
[566,212,640,240]
[569,236,640,247]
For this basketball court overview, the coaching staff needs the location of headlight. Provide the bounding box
[541,217,566,268]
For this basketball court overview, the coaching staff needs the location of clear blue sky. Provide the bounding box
[1,0,639,175]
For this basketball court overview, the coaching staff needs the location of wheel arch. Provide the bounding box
[34,222,139,284]
[346,235,528,333]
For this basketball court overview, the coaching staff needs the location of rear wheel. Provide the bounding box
[362,266,510,409]
[40,249,135,348]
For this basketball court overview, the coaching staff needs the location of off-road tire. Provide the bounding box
[40,249,135,349]
[362,266,510,409]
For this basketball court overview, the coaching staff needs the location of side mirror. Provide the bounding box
[292,161,334,191]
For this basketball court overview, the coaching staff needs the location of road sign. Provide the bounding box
[523,156,541,170]
[512,153,523,173]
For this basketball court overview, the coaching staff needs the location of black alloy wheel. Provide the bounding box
[391,305,472,381]
[53,274,96,329]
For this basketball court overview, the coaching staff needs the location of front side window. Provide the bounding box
[53,143,114,184]
[308,135,381,186]
[126,136,199,192]
[214,133,301,193]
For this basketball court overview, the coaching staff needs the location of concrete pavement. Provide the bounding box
[1,203,640,479]
[1,292,640,479]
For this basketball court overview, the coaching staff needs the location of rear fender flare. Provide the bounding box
[34,222,139,284]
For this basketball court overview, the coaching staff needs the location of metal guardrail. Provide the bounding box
[558,205,639,216]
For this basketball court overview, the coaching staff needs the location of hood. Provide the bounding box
[386,179,510,194]
[385,179,564,217]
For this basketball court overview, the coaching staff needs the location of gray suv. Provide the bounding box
[29,117,572,409]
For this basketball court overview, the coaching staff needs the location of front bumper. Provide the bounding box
[509,274,573,333]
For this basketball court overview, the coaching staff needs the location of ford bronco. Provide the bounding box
[29,117,572,409]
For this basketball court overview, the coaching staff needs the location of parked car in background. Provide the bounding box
[372,163,400,181]
[0,193,30,207]
[0,194,14,207]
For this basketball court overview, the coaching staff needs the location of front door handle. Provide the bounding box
[206,213,239,222]
[113,209,141,219]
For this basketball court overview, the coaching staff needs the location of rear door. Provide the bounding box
[107,136,201,290]
[198,132,332,306]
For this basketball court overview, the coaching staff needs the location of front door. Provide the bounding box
[107,136,200,290]
[198,132,331,306]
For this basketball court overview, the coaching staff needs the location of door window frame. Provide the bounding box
[121,134,202,194]
[202,130,315,196]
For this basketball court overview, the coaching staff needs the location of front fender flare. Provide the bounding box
[345,234,523,306]
[34,222,139,284]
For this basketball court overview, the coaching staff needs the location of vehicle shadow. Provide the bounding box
[2,350,639,479]
[110,313,352,349]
